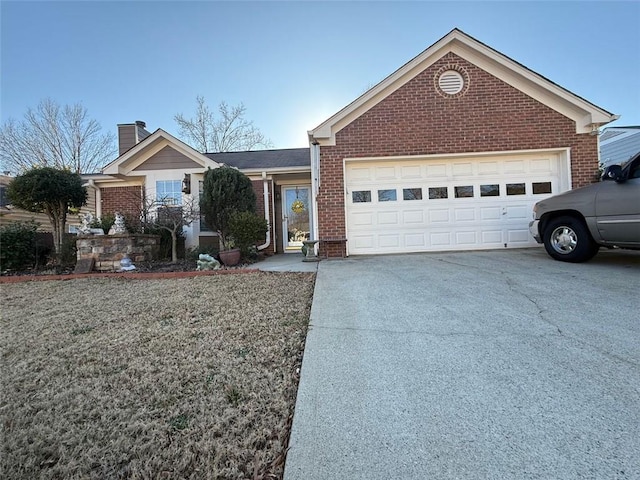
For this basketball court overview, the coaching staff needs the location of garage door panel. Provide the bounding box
[480,207,501,220]
[452,162,473,176]
[454,208,476,221]
[352,212,374,226]
[378,211,399,225]
[405,233,426,247]
[504,160,526,173]
[349,167,372,181]
[426,164,447,177]
[505,205,529,219]
[430,232,452,246]
[531,158,552,173]
[478,161,500,175]
[481,230,503,244]
[456,231,478,245]
[429,209,450,222]
[345,152,564,255]
[352,235,375,249]
[403,210,424,223]
[375,166,396,180]
[507,230,531,243]
[379,234,400,248]
[401,165,422,179]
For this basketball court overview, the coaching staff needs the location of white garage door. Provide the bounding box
[345,151,568,255]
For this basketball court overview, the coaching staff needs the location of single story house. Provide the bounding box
[86,28,618,257]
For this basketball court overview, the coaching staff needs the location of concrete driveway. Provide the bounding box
[284,248,640,479]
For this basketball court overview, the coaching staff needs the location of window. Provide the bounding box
[352,191,371,203]
[403,188,422,201]
[156,180,182,205]
[428,187,448,199]
[454,186,474,198]
[506,183,526,196]
[480,184,499,197]
[532,182,552,194]
[378,189,397,202]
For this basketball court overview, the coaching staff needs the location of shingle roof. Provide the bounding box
[204,148,310,170]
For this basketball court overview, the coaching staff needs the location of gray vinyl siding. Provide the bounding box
[133,146,202,170]
[600,131,640,166]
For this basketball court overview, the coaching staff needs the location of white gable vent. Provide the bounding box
[438,70,464,95]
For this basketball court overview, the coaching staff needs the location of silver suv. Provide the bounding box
[529,151,640,262]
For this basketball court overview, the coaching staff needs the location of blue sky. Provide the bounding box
[2,1,639,150]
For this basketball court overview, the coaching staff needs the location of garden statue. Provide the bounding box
[78,212,94,234]
[109,212,127,235]
[119,254,136,272]
[196,253,221,271]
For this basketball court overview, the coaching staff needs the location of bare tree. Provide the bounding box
[141,195,198,264]
[0,98,116,175]
[174,96,273,152]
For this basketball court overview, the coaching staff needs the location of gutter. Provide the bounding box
[257,171,271,251]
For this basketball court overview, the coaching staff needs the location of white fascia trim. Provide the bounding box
[309,30,617,144]
[344,147,572,163]
[102,129,221,175]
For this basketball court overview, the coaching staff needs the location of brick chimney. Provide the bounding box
[117,121,151,156]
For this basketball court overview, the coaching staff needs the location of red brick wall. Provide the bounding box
[101,186,144,217]
[317,53,599,256]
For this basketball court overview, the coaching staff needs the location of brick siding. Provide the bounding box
[317,53,599,257]
[101,185,144,228]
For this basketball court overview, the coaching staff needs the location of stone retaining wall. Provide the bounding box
[76,234,161,272]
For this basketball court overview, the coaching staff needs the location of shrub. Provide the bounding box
[0,221,39,271]
[229,211,268,259]
[90,213,115,234]
[201,166,256,249]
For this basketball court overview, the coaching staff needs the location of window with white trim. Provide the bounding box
[156,180,182,205]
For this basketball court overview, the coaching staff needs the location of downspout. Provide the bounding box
[310,141,320,250]
[257,171,271,251]
[82,179,102,218]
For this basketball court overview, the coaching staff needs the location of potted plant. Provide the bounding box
[200,166,258,266]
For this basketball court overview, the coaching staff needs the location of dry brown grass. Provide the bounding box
[1,272,315,479]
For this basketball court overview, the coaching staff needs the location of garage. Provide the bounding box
[345,150,569,255]
[308,29,617,258]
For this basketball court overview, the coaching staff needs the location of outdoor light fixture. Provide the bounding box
[182,174,191,194]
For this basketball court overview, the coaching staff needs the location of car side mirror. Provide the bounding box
[602,164,623,182]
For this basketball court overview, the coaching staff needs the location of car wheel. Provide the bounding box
[542,216,599,262]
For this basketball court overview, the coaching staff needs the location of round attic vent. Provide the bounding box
[438,70,464,95]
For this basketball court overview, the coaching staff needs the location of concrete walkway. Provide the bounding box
[251,253,319,272]
[284,249,640,479]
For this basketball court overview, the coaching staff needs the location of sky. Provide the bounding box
[1,1,639,151]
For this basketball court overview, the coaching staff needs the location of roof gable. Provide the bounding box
[134,145,202,171]
[102,129,220,175]
[309,28,618,145]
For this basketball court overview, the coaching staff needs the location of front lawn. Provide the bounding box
[1,272,315,479]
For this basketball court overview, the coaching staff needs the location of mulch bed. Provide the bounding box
[0,259,261,284]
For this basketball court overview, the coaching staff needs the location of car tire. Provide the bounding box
[542,216,600,263]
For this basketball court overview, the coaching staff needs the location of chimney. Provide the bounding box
[117,121,151,156]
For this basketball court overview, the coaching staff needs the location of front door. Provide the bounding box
[282,186,312,251]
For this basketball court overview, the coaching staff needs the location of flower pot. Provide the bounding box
[219,248,241,266]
